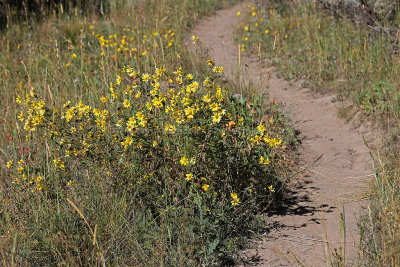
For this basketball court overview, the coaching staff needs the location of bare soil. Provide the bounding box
[189,1,378,266]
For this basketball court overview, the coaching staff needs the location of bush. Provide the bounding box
[2,33,292,264]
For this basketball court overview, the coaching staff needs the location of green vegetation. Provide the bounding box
[237,1,400,121]
[236,0,400,265]
[0,0,110,31]
[0,0,296,265]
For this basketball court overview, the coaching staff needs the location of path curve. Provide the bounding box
[189,1,375,266]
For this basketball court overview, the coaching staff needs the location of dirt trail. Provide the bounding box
[189,1,376,266]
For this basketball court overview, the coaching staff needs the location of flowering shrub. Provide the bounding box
[10,53,285,204]
[5,52,290,264]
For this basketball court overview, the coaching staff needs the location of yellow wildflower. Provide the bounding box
[63,101,71,109]
[121,136,134,148]
[17,166,24,173]
[100,96,108,103]
[202,184,210,192]
[150,89,158,97]
[165,124,176,133]
[269,139,277,147]
[209,103,220,112]
[212,113,222,124]
[142,73,150,82]
[18,111,24,121]
[53,158,66,170]
[268,185,275,192]
[123,99,131,108]
[116,119,123,127]
[146,102,152,111]
[7,160,13,169]
[186,173,193,181]
[180,155,189,166]
[257,123,265,133]
[138,119,147,127]
[191,35,199,44]
[184,107,194,120]
[186,74,193,80]
[275,137,282,145]
[231,193,240,206]
[203,94,212,103]
[260,156,270,165]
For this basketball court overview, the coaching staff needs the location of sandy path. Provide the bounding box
[189,1,375,266]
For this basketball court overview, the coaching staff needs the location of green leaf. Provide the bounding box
[208,238,219,254]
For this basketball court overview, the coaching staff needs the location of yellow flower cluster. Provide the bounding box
[7,157,44,192]
[15,88,46,132]
[180,155,196,166]
[53,158,66,170]
[260,156,270,165]
[63,101,92,123]
[231,193,240,206]
[237,4,301,52]
[91,24,177,58]
[250,122,282,148]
